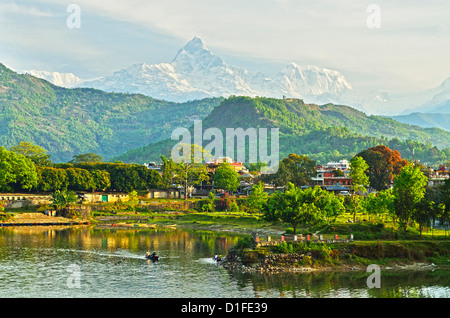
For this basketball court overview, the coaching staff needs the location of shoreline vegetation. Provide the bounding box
[2,197,449,273]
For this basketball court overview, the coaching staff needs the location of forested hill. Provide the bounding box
[114,96,450,165]
[0,63,223,162]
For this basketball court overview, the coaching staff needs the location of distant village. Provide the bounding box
[1,155,449,209]
[144,156,450,198]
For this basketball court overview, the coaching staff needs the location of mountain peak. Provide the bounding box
[185,36,207,51]
[171,36,225,73]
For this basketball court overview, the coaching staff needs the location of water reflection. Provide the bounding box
[0,226,448,298]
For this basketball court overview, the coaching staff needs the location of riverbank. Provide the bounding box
[221,239,450,274]
[0,212,90,226]
[2,208,449,274]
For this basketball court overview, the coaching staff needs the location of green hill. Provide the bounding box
[113,96,450,165]
[0,63,223,162]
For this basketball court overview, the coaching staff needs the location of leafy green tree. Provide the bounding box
[90,169,111,191]
[349,156,370,222]
[160,155,177,189]
[0,146,38,191]
[202,191,216,212]
[66,167,95,191]
[247,181,268,214]
[364,189,395,222]
[69,153,103,164]
[128,190,139,213]
[302,186,345,223]
[440,178,450,215]
[414,197,444,238]
[10,142,51,166]
[213,163,240,193]
[261,154,316,187]
[37,167,69,192]
[262,183,325,234]
[393,164,428,231]
[172,144,211,200]
[51,190,78,215]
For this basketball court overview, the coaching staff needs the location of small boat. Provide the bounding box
[145,252,159,262]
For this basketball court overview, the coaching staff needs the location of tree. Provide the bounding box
[262,183,325,234]
[393,164,428,231]
[90,169,111,191]
[37,167,69,192]
[302,186,345,223]
[10,142,51,166]
[51,190,78,215]
[202,191,216,212]
[247,181,268,214]
[349,156,370,222]
[66,167,95,191]
[414,197,444,238]
[213,163,240,193]
[172,144,211,200]
[69,153,103,164]
[261,153,316,187]
[160,155,178,189]
[0,147,38,192]
[128,190,139,213]
[364,189,395,222]
[357,145,408,191]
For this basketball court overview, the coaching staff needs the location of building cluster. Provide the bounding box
[428,165,450,187]
[142,158,449,197]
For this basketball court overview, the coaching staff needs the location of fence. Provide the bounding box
[254,233,354,247]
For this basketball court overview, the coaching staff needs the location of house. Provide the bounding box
[78,192,129,203]
[205,157,245,173]
[146,188,182,199]
[144,162,162,171]
[427,165,449,187]
[311,160,352,187]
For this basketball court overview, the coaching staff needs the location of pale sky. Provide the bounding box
[1,0,450,96]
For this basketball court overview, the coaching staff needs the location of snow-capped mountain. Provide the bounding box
[412,77,450,114]
[79,37,363,108]
[19,37,449,116]
[25,70,83,88]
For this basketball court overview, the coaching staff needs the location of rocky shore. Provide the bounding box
[221,249,339,273]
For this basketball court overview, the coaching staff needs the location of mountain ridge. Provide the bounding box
[113,96,450,166]
[22,37,450,117]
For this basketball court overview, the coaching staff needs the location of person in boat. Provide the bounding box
[145,250,151,258]
[146,251,159,262]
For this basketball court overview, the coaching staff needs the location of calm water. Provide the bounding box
[0,226,449,298]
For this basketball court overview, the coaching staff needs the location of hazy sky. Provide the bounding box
[1,0,450,95]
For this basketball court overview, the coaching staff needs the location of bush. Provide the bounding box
[0,212,12,221]
[229,201,239,212]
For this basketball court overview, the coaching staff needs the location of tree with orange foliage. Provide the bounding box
[356,145,408,191]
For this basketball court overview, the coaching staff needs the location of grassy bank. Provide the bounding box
[233,239,450,271]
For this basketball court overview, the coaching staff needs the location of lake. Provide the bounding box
[0,226,448,298]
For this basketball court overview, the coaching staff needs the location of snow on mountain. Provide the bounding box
[78,37,367,108]
[25,70,83,88]
[395,77,450,115]
[19,37,449,116]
